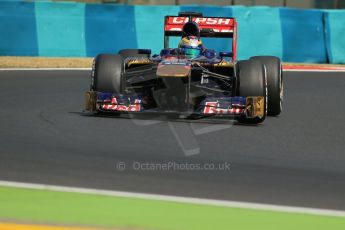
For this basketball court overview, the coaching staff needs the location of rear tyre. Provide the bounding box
[250,56,283,116]
[236,60,267,124]
[118,49,150,59]
[91,54,123,93]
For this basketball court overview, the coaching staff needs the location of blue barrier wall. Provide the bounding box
[280,8,327,63]
[233,6,284,60]
[324,10,345,64]
[85,4,138,57]
[134,5,180,55]
[0,1,38,56]
[35,2,86,56]
[0,1,344,63]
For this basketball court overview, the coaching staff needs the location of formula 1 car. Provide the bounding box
[85,12,283,124]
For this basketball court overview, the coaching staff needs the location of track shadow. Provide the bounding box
[70,111,259,126]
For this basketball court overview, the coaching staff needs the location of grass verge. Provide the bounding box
[0,186,345,230]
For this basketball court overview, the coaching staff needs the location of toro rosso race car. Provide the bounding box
[85,12,283,124]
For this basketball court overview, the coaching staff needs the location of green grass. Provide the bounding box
[0,186,345,230]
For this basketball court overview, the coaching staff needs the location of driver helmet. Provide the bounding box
[179,35,203,58]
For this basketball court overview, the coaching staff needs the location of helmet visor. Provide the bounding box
[181,47,201,58]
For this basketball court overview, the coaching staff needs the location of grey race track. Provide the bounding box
[0,69,345,210]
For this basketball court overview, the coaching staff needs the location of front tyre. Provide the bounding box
[250,56,283,116]
[91,54,123,93]
[236,60,267,124]
[91,54,124,115]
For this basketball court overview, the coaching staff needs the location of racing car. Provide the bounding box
[85,12,283,124]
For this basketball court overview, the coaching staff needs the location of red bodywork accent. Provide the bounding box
[203,102,244,115]
[102,98,142,112]
[282,65,345,71]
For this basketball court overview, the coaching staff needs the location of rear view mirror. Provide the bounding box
[204,49,217,59]
[138,49,151,55]
[219,51,233,58]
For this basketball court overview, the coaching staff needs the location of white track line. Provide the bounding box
[1,180,345,218]
[0,68,91,71]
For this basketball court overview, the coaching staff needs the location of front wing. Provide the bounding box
[85,91,264,119]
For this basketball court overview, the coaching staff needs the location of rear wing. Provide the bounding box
[164,12,238,60]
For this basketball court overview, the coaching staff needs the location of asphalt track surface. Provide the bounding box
[0,69,345,210]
